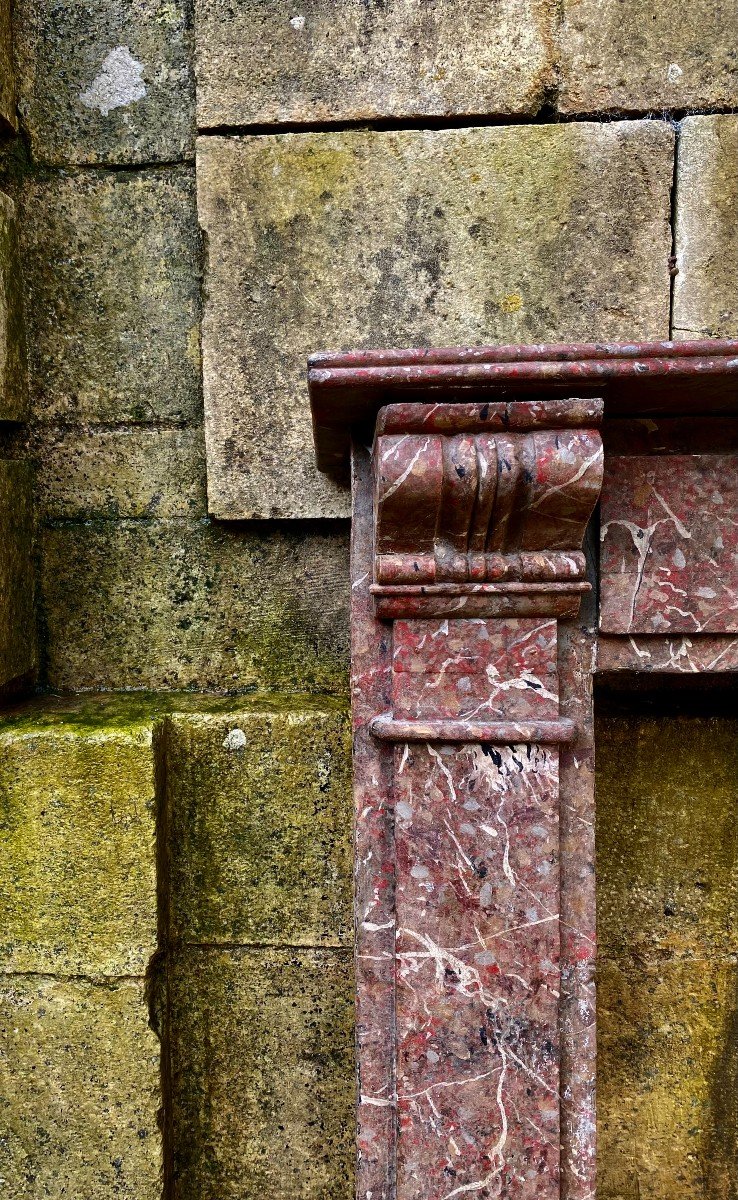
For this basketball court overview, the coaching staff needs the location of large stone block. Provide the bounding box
[34,425,207,519]
[598,958,738,1200]
[198,122,673,518]
[14,0,194,165]
[559,0,738,113]
[0,975,161,1198]
[596,714,738,960]
[169,946,354,1199]
[0,461,35,692]
[0,190,28,422]
[166,707,352,947]
[674,115,738,340]
[41,519,349,693]
[0,712,158,975]
[21,166,200,423]
[195,0,556,128]
[0,0,15,130]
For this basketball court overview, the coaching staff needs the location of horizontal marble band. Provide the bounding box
[375,594,585,619]
[375,398,604,435]
[371,581,591,596]
[375,550,587,584]
[370,715,578,744]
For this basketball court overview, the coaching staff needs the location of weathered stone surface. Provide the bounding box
[597,713,738,1198]
[0,460,35,692]
[0,0,15,130]
[41,520,349,692]
[598,957,738,1200]
[0,713,157,975]
[34,425,206,519]
[170,946,354,1199]
[14,0,194,165]
[166,707,352,947]
[596,714,738,960]
[195,0,556,128]
[674,115,738,340]
[21,166,200,423]
[0,190,28,422]
[0,976,161,1198]
[198,122,673,518]
[559,0,738,113]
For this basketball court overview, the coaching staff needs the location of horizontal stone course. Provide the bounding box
[41,519,350,693]
[166,708,352,947]
[21,166,201,424]
[0,975,162,1199]
[198,121,673,519]
[674,114,738,340]
[169,945,355,1199]
[14,0,194,164]
[34,425,207,519]
[195,0,556,127]
[559,0,738,113]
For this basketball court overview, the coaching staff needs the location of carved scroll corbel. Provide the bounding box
[352,397,603,1200]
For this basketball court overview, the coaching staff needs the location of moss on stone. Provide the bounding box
[0,713,158,975]
[0,975,161,1198]
[596,715,738,1198]
[169,945,355,1200]
[165,708,352,948]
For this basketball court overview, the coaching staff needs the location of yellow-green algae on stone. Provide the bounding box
[169,945,355,1200]
[0,460,35,692]
[674,115,738,341]
[41,519,350,693]
[0,708,158,976]
[165,708,352,947]
[596,715,738,1199]
[0,975,161,1199]
[197,121,673,519]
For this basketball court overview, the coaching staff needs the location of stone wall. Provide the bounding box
[0,1,736,1197]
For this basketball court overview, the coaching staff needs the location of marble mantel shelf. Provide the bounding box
[307,338,738,1200]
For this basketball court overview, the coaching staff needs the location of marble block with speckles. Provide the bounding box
[674,115,738,340]
[20,166,201,424]
[559,0,738,113]
[198,122,672,518]
[0,976,162,1199]
[165,706,352,947]
[0,711,158,976]
[13,0,194,164]
[169,946,355,1200]
[600,455,738,635]
[195,0,557,127]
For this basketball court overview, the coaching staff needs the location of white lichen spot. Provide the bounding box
[290,14,306,30]
[223,728,247,751]
[79,46,147,116]
[667,62,683,83]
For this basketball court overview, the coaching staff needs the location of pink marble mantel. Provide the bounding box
[309,339,738,1200]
